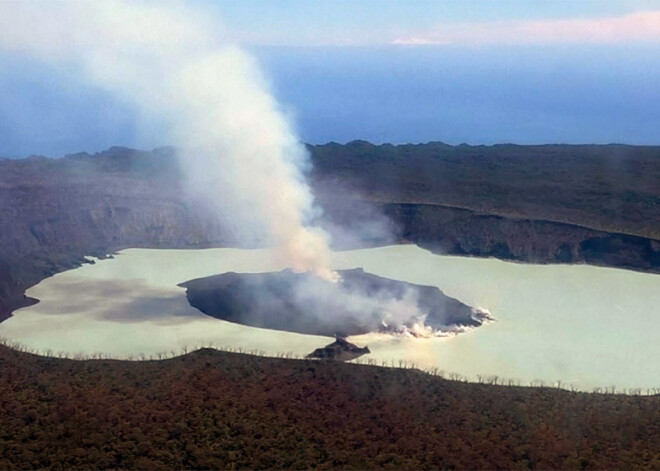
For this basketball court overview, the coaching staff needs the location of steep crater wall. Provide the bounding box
[379,203,660,271]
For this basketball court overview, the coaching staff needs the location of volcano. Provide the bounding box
[179,268,489,337]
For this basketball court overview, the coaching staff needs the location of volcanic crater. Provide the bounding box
[179,268,489,338]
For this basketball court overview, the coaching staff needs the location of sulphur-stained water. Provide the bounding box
[1,245,659,390]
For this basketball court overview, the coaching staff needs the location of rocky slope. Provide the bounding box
[1,142,659,321]
[0,148,233,321]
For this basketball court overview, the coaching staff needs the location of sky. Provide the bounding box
[208,0,660,46]
[1,0,660,157]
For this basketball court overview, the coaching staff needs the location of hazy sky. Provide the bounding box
[209,0,660,46]
[1,0,660,157]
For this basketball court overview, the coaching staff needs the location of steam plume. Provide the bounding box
[0,0,337,280]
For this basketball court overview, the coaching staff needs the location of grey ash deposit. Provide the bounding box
[180,268,489,338]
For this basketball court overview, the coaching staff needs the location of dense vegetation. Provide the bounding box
[1,344,659,469]
[311,141,660,239]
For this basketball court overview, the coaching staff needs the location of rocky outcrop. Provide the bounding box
[306,337,370,361]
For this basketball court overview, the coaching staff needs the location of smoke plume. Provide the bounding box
[0,0,337,280]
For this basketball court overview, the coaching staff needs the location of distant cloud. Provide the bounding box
[391,37,449,46]
[391,10,660,46]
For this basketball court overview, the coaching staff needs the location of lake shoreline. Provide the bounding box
[2,245,659,390]
[3,238,660,326]
[3,144,660,325]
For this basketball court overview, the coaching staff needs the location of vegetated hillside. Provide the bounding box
[0,344,659,470]
[312,141,660,272]
[1,142,660,321]
[0,147,232,321]
[311,141,660,239]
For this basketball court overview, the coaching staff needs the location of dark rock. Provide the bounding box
[179,268,483,337]
[306,336,370,361]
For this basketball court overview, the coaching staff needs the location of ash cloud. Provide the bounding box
[0,1,470,338]
[0,0,336,280]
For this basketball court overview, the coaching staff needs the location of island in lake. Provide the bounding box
[180,268,489,338]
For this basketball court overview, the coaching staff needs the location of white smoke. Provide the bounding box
[292,274,428,333]
[0,0,337,280]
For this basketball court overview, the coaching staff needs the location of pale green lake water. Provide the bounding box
[1,245,659,390]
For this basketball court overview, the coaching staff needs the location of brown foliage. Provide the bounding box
[1,344,659,469]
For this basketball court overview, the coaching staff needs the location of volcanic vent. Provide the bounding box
[179,268,489,338]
